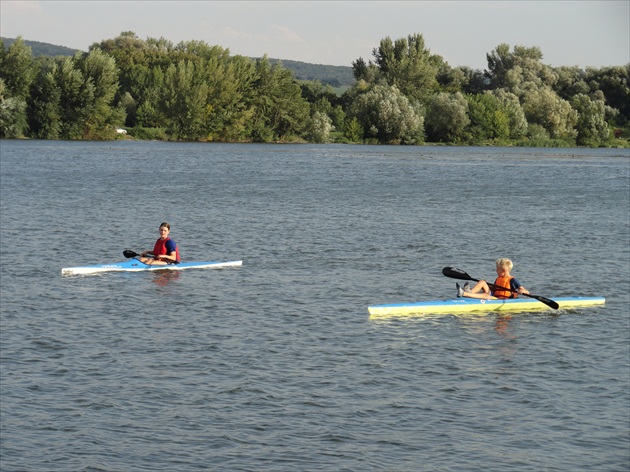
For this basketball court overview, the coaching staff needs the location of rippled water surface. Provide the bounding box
[1,141,629,471]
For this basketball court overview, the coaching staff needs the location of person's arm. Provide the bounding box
[511,278,529,294]
[158,251,177,262]
[156,240,177,262]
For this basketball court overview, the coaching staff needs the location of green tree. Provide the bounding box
[0,79,28,138]
[371,34,440,104]
[300,81,346,136]
[349,84,424,144]
[351,56,379,83]
[329,105,346,133]
[425,92,469,143]
[28,50,124,140]
[554,66,590,101]
[486,44,558,96]
[94,32,170,128]
[451,66,488,95]
[93,31,153,80]
[307,111,334,143]
[0,37,36,99]
[299,80,338,108]
[490,89,528,138]
[526,123,550,141]
[0,37,36,137]
[133,66,166,128]
[521,86,577,140]
[571,94,610,145]
[437,64,471,94]
[161,60,208,140]
[344,116,363,142]
[485,43,514,89]
[53,56,95,139]
[249,56,309,142]
[203,54,257,142]
[118,91,137,127]
[78,48,123,139]
[466,93,510,142]
[584,65,630,125]
[27,64,61,139]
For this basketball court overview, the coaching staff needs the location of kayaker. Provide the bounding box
[138,222,180,265]
[456,258,529,299]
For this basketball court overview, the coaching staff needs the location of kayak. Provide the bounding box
[368,296,605,317]
[61,258,242,276]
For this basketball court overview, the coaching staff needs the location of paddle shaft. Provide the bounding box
[123,249,175,264]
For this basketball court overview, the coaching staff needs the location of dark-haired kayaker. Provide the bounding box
[138,222,180,265]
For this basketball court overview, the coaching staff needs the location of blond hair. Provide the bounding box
[496,258,513,271]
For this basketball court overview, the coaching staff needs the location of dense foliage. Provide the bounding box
[1,32,628,146]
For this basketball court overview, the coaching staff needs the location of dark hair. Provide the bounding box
[160,222,170,230]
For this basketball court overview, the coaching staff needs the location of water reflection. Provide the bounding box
[495,314,515,339]
[151,270,181,286]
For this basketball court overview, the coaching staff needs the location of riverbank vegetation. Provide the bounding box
[1,32,628,147]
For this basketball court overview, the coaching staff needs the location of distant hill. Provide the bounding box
[266,58,355,87]
[1,37,355,87]
[1,37,80,57]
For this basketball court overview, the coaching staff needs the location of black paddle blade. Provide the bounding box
[123,249,138,258]
[526,293,559,310]
[442,267,474,281]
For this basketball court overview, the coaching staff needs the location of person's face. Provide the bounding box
[496,265,508,276]
[159,226,170,239]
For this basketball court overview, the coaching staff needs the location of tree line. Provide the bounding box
[1,32,628,146]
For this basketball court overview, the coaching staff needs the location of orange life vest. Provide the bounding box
[493,275,515,299]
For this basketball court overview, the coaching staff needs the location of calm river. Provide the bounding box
[1,140,629,471]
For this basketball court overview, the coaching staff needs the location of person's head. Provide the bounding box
[159,222,171,238]
[495,258,513,274]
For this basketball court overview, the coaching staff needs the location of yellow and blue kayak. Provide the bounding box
[368,296,605,317]
[62,258,242,276]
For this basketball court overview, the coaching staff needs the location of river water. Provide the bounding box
[1,140,629,471]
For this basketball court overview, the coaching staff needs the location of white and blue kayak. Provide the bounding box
[368,296,605,317]
[62,258,242,276]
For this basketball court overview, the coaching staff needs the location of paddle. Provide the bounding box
[123,249,140,258]
[442,266,559,310]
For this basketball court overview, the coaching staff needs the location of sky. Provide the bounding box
[1,1,628,70]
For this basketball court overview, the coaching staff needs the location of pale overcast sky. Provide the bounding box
[1,1,628,70]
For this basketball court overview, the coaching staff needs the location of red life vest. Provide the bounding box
[493,275,515,299]
[153,237,180,263]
